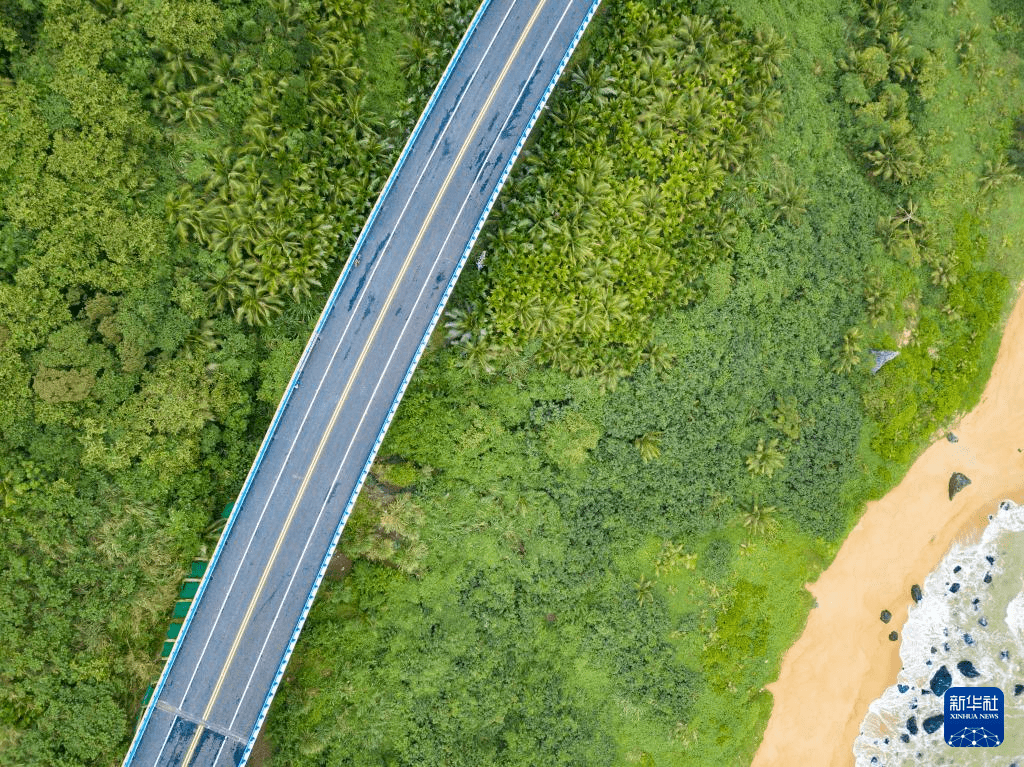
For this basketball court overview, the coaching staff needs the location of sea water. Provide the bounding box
[854,500,1024,766]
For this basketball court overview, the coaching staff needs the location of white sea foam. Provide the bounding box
[854,500,1024,766]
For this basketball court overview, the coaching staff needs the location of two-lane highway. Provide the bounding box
[123,1,602,765]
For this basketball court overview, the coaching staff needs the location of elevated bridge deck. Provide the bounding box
[123,1,602,764]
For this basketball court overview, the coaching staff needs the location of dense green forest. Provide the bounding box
[1,0,1024,765]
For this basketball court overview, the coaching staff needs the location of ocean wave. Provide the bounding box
[854,500,1024,766]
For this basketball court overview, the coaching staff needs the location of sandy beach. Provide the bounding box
[752,289,1024,767]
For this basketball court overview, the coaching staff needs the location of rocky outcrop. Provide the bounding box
[929,665,952,696]
[948,472,972,500]
[957,660,981,678]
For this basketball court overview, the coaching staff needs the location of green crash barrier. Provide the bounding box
[138,551,215,716]
[179,580,199,599]
[135,684,155,724]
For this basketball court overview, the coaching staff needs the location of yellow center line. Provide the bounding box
[178,3,550,764]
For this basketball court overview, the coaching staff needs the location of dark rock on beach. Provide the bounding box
[911,584,923,602]
[979,617,988,627]
[907,716,918,735]
[898,684,910,693]
[948,472,972,500]
[946,432,958,443]
[957,660,981,678]
[889,630,898,641]
[1016,684,1024,696]
[930,665,952,696]
[922,714,944,735]
[964,633,974,645]
[984,573,992,584]
[986,555,995,565]
[880,609,892,623]
[949,583,960,593]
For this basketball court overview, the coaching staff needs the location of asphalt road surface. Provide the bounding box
[122,1,602,765]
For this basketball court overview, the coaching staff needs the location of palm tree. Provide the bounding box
[677,14,717,56]
[204,269,242,313]
[635,432,663,463]
[864,271,895,326]
[163,53,205,91]
[751,27,788,83]
[579,258,616,288]
[752,86,784,136]
[955,25,981,69]
[635,574,654,606]
[570,63,617,105]
[539,340,572,373]
[603,291,631,326]
[772,396,803,440]
[745,437,784,477]
[525,296,573,338]
[573,295,609,337]
[179,87,218,129]
[460,333,499,375]
[860,0,905,39]
[891,198,924,235]
[444,304,483,346]
[834,327,864,374]
[597,361,625,394]
[234,284,283,327]
[767,174,810,226]
[165,185,196,242]
[183,319,221,358]
[884,32,915,82]
[864,136,922,184]
[978,157,1019,194]
[742,503,778,537]
[930,255,958,287]
[400,35,433,82]
[282,261,323,303]
[642,343,675,374]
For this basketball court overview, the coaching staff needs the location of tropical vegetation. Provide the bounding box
[1,0,1024,765]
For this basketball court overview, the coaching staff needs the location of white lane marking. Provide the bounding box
[225,0,576,725]
[170,0,522,710]
[150,713,171,767]
[208,733,226,767]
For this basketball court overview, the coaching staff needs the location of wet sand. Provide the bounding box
[752,290,1024,767]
